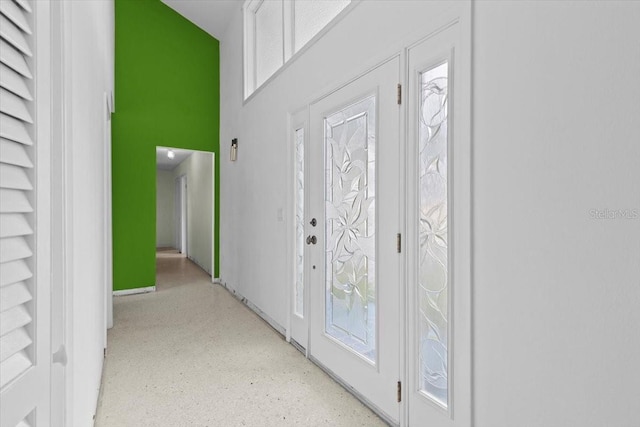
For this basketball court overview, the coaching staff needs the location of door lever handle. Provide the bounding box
[306,235,317,245]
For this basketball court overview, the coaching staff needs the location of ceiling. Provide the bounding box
[161,0,242,40]
[156,147,194,171]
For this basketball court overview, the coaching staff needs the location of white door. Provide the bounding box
[0,0,53,425]
[406,16,472,426]
[308,57,401,423]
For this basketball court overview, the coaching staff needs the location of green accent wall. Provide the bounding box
[113,0,220,290]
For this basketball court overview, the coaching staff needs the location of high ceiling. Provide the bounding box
[156,147,194,171]
[161,0,242,40]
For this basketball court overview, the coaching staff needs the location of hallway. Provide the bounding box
[95,250,386,426]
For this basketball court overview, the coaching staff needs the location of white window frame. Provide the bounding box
[243,0,355,100]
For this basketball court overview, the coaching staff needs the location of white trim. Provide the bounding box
[104,93,114,335]
[113,286,157,297]
[60,0,75,422]
[49,1,68,425]
[211,152,216,283]
[398,46,408,427]
[187,255,212,276]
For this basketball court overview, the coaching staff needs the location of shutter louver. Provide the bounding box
[0,213,33,238]
[0,40,32,78]
[0,0,35,393]
[0,138,33,168]
[1,63,34,100]
[13,0,31,13]
[0,113,33,145]
[0,14,32,56]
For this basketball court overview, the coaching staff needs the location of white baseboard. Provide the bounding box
[113,286,156,296]
[187,255,212,276]
[217,281,286,336]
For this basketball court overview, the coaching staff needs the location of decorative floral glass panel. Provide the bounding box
[295,127,305,317]
[324,95,376,363]
[418,62,449,406]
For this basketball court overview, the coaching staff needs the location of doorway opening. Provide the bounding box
[156,147,216,286]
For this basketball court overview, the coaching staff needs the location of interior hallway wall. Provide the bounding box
[112,0,220,291]
[156,170,175,247]
[172,152,214,275]
[64,0,114,425]
[472,2,640,426]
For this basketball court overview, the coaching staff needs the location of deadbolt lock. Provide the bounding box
[310,218,317,227]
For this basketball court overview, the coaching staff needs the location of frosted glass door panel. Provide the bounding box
[255,0,283,87]
[418,62,449,406]
[295,127,305,317]
[309,56,399,421]
[324,95,376,363]
[293,0,350,52]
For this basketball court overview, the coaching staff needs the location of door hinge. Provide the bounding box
[397,83,402,105]
[397,233,401,253]
[397,381,402,402]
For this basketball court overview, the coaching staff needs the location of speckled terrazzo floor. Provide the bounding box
[94,249,386,427]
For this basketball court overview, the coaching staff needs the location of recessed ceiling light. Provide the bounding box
[167,149,175,160]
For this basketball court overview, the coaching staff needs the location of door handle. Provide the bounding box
[306,235,317,245]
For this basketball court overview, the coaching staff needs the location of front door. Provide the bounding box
[307,56,401,422]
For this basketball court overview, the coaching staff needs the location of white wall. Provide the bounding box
[63,0,114,425]
[472,2,640,426]
[173,152,214,274]
[220,0,459,328]
[220,1,640,426]
[156,170,175,247]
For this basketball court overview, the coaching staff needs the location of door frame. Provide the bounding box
[175,174,188,256]
[286,107,310,352]
[50,0,70,425]
[104,92,114,334]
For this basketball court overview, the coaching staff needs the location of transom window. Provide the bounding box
[243,0,351,98]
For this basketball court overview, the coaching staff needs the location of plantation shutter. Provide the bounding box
[0,1,46,426]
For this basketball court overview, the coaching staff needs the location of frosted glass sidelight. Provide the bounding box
[293,0,350,52]
[324,95,376,363]
[418,62,449,406]
[295,127,305,317]
[255,0,283,87]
